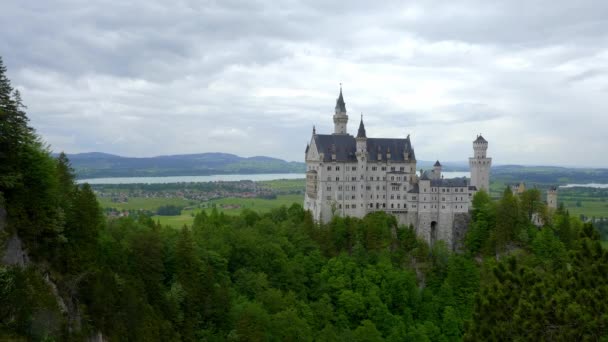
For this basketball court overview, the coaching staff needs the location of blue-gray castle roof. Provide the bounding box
[313,134,416,162]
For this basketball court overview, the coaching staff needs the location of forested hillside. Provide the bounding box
[2,57,608,341]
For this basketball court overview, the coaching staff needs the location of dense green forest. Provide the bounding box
[2,57,608,341]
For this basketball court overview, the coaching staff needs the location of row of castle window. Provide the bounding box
[326,165,414,172]
[423,187,466,193]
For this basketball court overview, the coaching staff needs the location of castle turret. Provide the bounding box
[469,135,491,192]
[333,85,349,134]
[433,160,442,180]
[547,186,558,210]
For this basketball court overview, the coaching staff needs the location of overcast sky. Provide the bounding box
[2,1,608,166]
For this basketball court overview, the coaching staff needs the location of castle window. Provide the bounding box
[336,166,340,171]
[391,176,394,181]
[327,166,332,170]
[382,186,386,190]
[391,203,394,208]
[339,204,342,208]
[442,205,445,209]
[397,195,400,200]
[404,204,407,208]
[400,167,404,171]
[338,185,342,190]
[383,203,386,208]
[442,197,445,201]
[352,186,356,191]
[370,203,373,208]
[327,186,331,191]
[352,195,355,200]
[397,203,401,208]
[391,167,395,171]
[381,167,386,171]
[336,177,339,181]
[413,196,417,200]
[352,166,357,171]
[442,189,445,192]
[376,186,380,190]
[391,195,394,199]
[376,177,380,181]
[346,204,349,209]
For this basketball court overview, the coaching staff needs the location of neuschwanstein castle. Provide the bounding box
[304,87,492,248]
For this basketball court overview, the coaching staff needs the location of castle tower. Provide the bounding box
[469,135,491,192]
[333,86,349,134]
[355,115,368,216]
[547,186,558,209]
[433,160,442,179]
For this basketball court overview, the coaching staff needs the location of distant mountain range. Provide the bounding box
[60,152,474,179]
[60,152,608,183]
[60,152,306,179]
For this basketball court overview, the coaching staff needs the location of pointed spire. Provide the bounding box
[335,84,346,112]
[356,113,366,138]
[434,160,442,167]
[312,125,316,135]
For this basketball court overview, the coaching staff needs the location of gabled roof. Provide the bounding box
[434,160,442,167]
[430,177,469,188]
[312,134,416,163]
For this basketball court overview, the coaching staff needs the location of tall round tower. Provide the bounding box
[547,186,558,210]
[469,135,492,192]
[333,85,348,134]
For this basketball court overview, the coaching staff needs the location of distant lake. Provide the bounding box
[77,171,471,185]
[561,183,608,189]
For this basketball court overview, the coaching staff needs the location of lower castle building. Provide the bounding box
[304,87,492,249]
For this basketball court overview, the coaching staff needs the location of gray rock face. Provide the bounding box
[2,234,30,266]
[452,213,471,252]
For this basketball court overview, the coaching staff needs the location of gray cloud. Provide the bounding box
[1,0,607,167]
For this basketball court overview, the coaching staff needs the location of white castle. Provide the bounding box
[304,87,492,248]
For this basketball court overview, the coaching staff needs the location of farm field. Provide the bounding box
[98,194,303,228]
[152,194,302,227]
[98,196,196,211]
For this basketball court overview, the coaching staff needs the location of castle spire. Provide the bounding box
[356,113,366,138]
[335,84,346,113]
